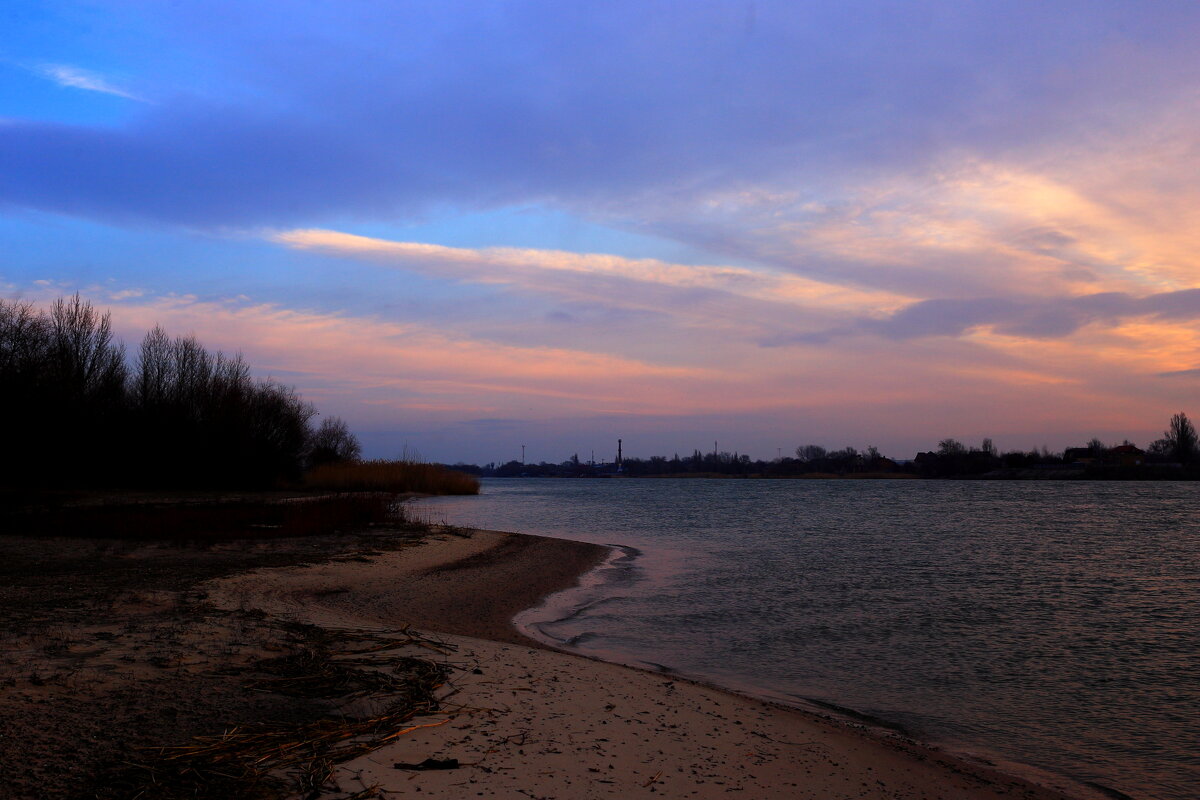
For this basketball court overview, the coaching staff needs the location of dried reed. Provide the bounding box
[303,460,480,495]
[0,494,412,540]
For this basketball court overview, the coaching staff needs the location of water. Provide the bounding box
[413,478,1200,800]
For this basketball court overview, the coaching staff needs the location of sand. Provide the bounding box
[204,528,1089,800]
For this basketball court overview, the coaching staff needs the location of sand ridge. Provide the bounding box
[211,528,611,645]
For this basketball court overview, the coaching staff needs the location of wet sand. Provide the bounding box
[207,527,1089,800]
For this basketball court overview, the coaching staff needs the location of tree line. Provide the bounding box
[455,446,899,478]
[910,413,1197,477]
[451,413,1200,480]
[1,295,360,489]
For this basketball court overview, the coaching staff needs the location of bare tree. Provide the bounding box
[2,294,331,488]
[0,300,50,482]
[307,416,362,468]
[795,444,827,461]
[48,294,126,404]
[0,299,48,377]
[937,438,967,456]
[1165,412,1197,463]
[1148,438,1172,457]
[134,325,174,408]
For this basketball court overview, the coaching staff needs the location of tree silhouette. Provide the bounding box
[308,416,362,467]
[795,444,827,461]
[0,295,325,489]
[1165,412,1197,464]
[937,438,967,456]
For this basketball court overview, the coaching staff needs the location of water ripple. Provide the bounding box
[417,479,1200,800]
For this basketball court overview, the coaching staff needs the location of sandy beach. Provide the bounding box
[203,527,1087,800]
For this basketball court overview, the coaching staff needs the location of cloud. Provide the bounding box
[3,2,1199,231]
[38,64,144,101]
[90,293,738,420]
[269,228,1200,394]
[280,223,1200,350]
[11,283,1193,459]
[623,141,1200,306]
[108,287,147,300]
[271,228,909,317]
[786,289,1200,343]
[865,296,1103,340]
[7,4,1200,459]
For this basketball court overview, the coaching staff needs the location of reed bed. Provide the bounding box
[303,460,480,495]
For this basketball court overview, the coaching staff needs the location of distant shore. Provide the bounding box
[469,467,1200,480]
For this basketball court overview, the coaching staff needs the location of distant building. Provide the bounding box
[1108,444,1145,467]
[1065,444,1145,467]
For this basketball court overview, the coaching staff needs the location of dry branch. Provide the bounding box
[113,626,459,800]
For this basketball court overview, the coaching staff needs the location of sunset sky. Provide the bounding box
[5,1,1200,463]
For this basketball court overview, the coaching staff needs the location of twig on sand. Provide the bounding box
[642,769,664,787]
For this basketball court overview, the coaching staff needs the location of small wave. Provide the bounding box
[545,594,628,625]
[562,631,601,647]
[591,544,642,588]
[797,697,911,735]
[608,543,642,561]
[1083,781,1137,800]
[513,541,643,648]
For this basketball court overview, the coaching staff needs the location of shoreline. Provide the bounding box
[507,539,1123,800]
[207,527,1096,800]
[507,535,1120,800]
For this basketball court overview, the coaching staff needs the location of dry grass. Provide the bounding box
[303,460,480,495]
[0,527,449,800]
[102,625,456,800]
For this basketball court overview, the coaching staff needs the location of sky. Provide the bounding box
[4,1,1200,464]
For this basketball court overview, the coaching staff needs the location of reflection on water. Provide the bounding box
[415,478,1200,800]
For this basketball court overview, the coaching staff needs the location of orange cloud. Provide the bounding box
[269,228,912,317]
[97,294,753,419]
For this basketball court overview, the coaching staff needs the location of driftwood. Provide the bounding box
[392,757,460,771]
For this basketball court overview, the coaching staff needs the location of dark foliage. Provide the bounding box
[1164,412,1197,464]
[465,445,904,479]
[1,295,318,489]
[306,416,362,469]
